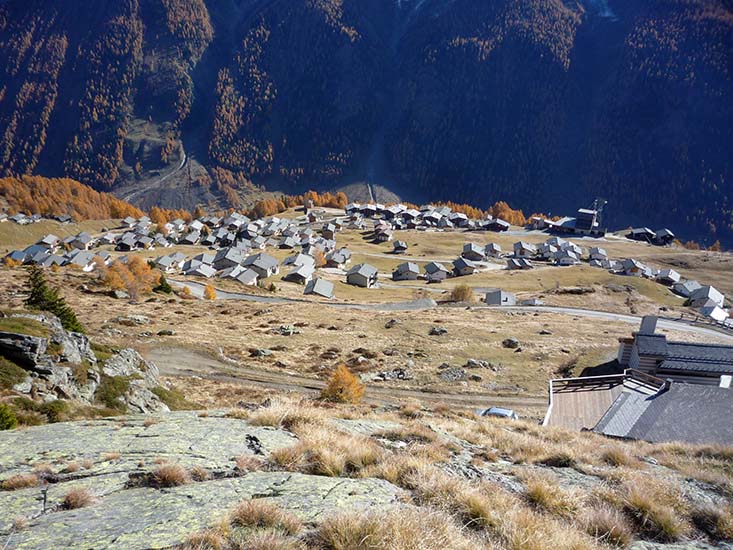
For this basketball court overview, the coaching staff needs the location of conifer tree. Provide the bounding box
[25,267,84,333]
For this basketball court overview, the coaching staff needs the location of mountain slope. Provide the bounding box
[0,0,732,244]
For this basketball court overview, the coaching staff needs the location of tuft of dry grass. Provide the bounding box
[12,517,28,531]
[151,464,190,488]
[520,472,579,519]
[62,488,97,509]
[243,532,305,550]
[580,505,634,548]
[102,452,121,461]
[620,476,691,542]
[270,426,383,477]
[229,499,302,536]
[143,418,159,427]
[600,446,638,468]
[62,461,80,474]
[691,503,733,541]
[246,399,327,431]
[32,462,54,475]
[82,459,94,470]
[312,507,481,550]
[2,473,40,491]
[190,466,211,482]
[235,454,266,473]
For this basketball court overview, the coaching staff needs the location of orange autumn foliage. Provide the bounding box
[0,175,143,220]
[320,364,364,404]
[104,258,160,300]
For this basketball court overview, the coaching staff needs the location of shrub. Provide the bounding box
[450,284,474,302]
[151,464,190,488]
[1,473,40,490]
[204,284,217,300]
[0,403,18,430]
[320,365,364,404]
[62,488,96,509]
[95,375,130,411]
[151,386,198,410]
[229,499,302,535]
[0,357,27,390]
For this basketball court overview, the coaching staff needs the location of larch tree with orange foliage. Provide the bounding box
[320,364,365,404]
[104,258,160,300]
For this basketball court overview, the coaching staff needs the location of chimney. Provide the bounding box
[639,315,658,335]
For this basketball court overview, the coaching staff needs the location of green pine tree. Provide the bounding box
[24,267,84,333]
[153,273,173,294]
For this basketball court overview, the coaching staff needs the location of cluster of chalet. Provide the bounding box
[5,232,110,271]
[4,212,344,299]
[345,203,510,234]
[545,316,733,446]
[528,207,605,237]
[626,227,676,246]
[0,212,73,225]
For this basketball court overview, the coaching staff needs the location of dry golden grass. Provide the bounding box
[271,425,383,477]
[691,503,733,541]
[519,472,580,519]
[601,446,638,468]
[151,464,190,488]
[184,529,228,550]
[1,473,40,490]
[244,532,305,550]
[229,499,302,536]
[579,505,634,548]
[61,461,81,474]
[190,466,211,482]
[12,517,28,531]
[245,399,327,431]
[234,454,266,473]
[82,459,94,470]
[101,452,121,461]
[32,463,54,475]
[312,507,482,550]
[62,488,97,509]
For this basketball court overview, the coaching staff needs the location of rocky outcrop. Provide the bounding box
[0,333,47,368]
[0,313,166,413]
[0,412,402,550]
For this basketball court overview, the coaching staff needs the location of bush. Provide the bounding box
[320,365,364,404]
[0,357,28,390]
[203,283,217,300]
[450,284,475,302]
[95,375,131,411]
[0,403,18,430]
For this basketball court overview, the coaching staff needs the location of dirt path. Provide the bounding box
[146,346,548,414]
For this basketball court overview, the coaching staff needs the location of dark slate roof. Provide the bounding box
[635,334,668,356]
[595,384,733,445]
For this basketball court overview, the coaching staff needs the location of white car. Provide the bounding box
[475,407,519,420]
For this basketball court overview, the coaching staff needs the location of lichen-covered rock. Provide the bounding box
[0,412,402,550]
[102,349,159,388]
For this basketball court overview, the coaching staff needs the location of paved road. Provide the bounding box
[147,346,547,414]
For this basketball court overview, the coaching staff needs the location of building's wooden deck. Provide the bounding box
[544,371,665,431]
[546,380,624,431]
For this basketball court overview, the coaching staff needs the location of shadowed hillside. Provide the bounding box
[0,0,732,244]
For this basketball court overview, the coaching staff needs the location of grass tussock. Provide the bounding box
[520,472,580,519]
[245,399,327,431]
[691,503,733,541]
[312,507,480,550]
[230,499,302,536]
[62,488,97,509]
[234,454,266,473]
[580,506,634,548]
[1,473,40,491]
[151,464,190,488]
[270,426,383,477]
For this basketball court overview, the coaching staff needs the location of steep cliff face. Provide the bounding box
[0,0,732,243]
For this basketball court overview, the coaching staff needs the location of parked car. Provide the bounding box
[475,407,519,420]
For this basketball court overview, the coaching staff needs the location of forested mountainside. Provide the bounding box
[0,0,732,244]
